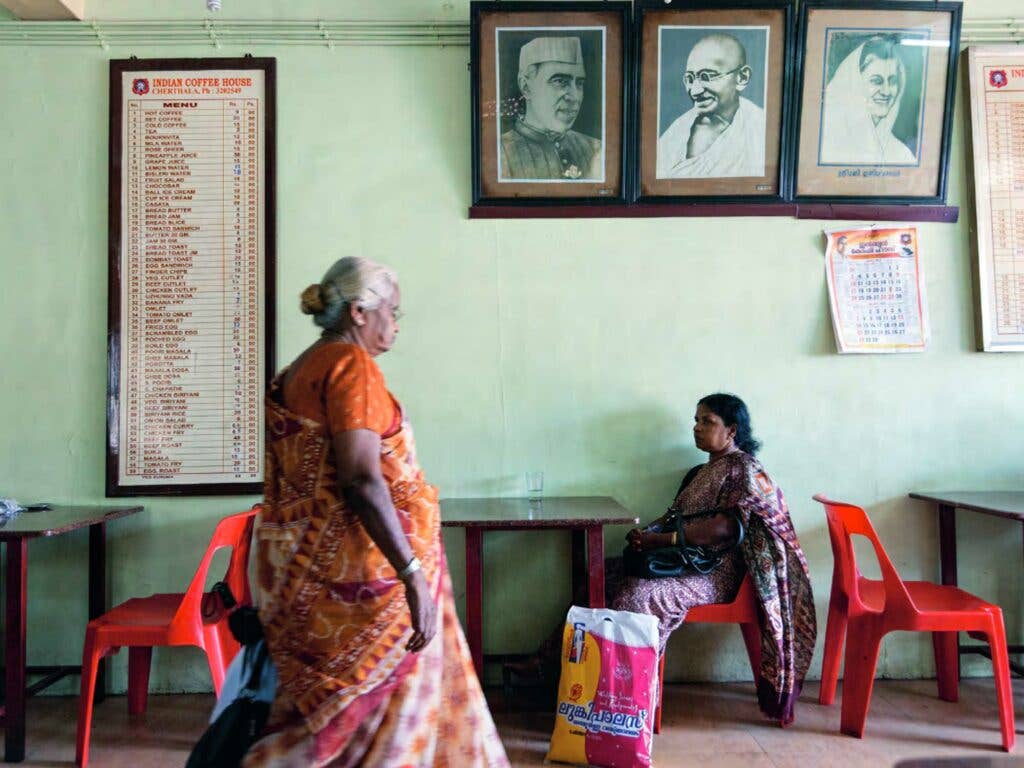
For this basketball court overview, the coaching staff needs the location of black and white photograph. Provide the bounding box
[655,26,769,179]
[496,28,605,182]
[635,1,792,203]
[471,2,630,205]
[817,30,926,166]
[792,1,962,202]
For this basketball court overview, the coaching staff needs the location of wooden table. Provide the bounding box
[909,491,1024,677]
[440,496,638,678]
[0,504,143,762]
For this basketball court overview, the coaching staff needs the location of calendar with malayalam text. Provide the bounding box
[824,226,929,354]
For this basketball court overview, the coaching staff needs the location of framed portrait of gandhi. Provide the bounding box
[634,0,794,203]
[471,1,631,205]
[792,1,962,203]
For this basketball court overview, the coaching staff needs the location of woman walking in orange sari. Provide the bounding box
[246,257,509,767]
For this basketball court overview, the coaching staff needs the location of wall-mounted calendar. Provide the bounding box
[824,226,929,354]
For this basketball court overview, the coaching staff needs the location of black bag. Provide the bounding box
[622,509,744,579]
[185,643,270,768]
[207,581,264,646]
[622,465,745,579]
[186,582,269,768]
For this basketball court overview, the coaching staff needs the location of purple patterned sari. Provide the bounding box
[610,451,816,725]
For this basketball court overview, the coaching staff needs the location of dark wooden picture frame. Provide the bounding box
[791,0,962,204]
[633,0,795,204]
[470,1,633,207]
[106,57,276,496]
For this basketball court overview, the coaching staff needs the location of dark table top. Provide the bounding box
[440,496,638,529]
[909,491,1024,522]
[0,504,144,540]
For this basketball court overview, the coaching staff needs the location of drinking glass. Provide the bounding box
[525,471,544,500]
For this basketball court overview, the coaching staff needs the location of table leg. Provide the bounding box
[937,503,960,682]
[4,539,27,762]
[938,503,957,586]
[465,527,484,680]
[89,522,107,705]
[571,529,585,603]
[586,526,605,609]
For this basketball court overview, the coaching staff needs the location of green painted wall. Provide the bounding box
[0,1,1020,694]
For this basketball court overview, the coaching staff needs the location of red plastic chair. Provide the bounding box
[818,501,884,707]
[654,573,761,734]
[813,495,1014,751]
[75,505,260,768]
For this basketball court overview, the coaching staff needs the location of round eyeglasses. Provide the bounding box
[684,66,742,87]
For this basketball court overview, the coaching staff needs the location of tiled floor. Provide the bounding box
[10,678,1022,766]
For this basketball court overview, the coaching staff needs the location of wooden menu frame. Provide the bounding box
[106,57,276,495]
[966,47,1024,352]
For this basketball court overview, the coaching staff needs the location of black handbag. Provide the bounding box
[622,465,745,579]
[622,509,744,579]
[186,582,269,768]
[206,580,264,646]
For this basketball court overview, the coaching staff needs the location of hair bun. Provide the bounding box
[300,284,326,315]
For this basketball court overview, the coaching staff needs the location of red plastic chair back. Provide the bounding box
[814,495,916,617]
[169,505,259,643]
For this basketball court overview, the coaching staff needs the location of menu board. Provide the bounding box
[107,58,276,495]
[824,226,929,354]
[967,47,1024,352]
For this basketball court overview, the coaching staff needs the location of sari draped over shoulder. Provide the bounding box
[246,343,508,768]
[713,452,817,725]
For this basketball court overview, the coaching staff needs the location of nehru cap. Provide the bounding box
[519,36,584,76]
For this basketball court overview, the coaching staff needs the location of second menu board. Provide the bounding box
[968,47,1024,352]
[107,58,276,495]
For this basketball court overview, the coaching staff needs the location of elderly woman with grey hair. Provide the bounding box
[247,257,508,767]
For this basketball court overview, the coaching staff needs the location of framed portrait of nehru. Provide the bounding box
[635,0,794,203]
[471,2,631,204]
[792,1,962,203]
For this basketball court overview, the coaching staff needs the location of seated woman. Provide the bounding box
[613,393,816,724]
[247,257,509,767]
[524,393,815,725]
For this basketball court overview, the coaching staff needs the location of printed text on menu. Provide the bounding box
[119,70,264,485]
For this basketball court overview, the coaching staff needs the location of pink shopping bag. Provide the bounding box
[547,606,659,768]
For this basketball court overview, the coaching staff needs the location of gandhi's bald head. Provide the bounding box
[684,33,751,119]
[692,34,746,69]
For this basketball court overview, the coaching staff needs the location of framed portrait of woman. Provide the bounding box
[470,1,631,206]
[634,0,794,203]
[792,1,962,203]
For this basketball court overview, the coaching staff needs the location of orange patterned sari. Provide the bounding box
[246,343,508,767]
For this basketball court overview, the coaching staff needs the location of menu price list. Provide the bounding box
[119,70,264,486]
[983,66,1024,340]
